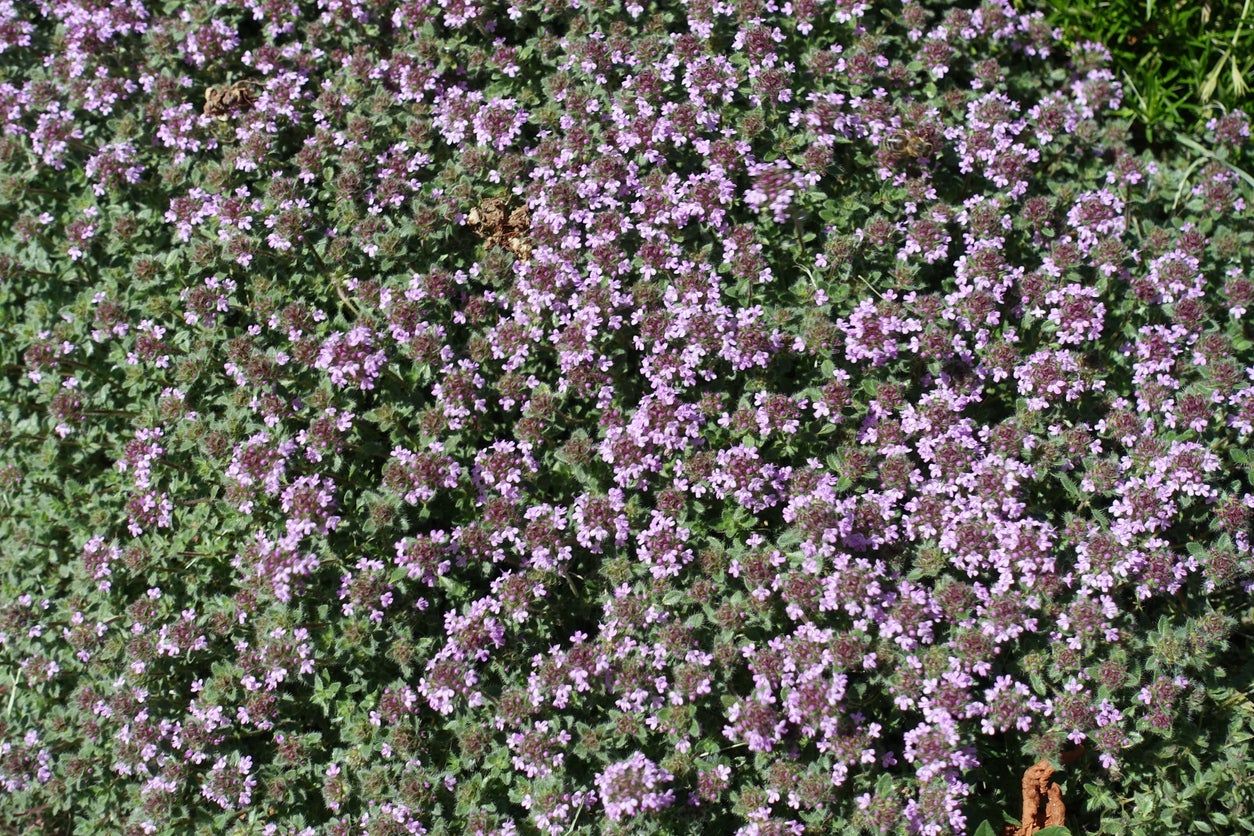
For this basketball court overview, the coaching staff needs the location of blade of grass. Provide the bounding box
[1175,132,1254,191]
[1171,155,1208,212]
[1201,0,1252,102]
[1122,70,1149,113]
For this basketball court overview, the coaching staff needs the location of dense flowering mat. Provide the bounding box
[1,0,1252,833]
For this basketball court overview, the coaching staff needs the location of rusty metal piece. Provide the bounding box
[1002,760,1066,836]
[1043,782,1065,828]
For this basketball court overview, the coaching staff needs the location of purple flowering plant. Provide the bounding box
[0,0,1252,834]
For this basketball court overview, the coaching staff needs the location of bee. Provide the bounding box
[502,206,531,260]
[505,234,532,261]
[506,206,528,233]
[881,130,931,161]
[203,80,259,119]
[466,197,508,236]
[467,197,531,262]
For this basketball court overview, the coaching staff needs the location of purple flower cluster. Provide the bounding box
[0,0,1251,834]
[595,752,676,822]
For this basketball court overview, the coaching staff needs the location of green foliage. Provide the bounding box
[1073,641,1254,834]
[1034,0,1253,144]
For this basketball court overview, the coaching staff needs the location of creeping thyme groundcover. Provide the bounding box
[1,0,1253,832]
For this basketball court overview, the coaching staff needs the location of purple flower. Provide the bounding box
[472,97,528,151]
[315,327,387,390]
[595,753,675,822]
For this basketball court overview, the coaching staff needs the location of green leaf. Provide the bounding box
[1035,828,1072,836]
[973,822,998,836]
